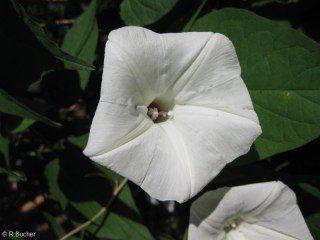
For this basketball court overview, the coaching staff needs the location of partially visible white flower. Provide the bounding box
[83,26,261,203]
[189,181,313,240]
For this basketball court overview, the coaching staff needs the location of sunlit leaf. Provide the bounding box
[192,8,320,159]
[120,0,178,26]
[10,118,35,134]
[62,0,98,90]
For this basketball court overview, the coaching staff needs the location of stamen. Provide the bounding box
[148,107,159,120]
[224,217,241,232]
[227,219,237,229]
[147,107,173,121]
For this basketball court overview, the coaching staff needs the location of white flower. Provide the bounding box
[189,181,313,240]
[83,26,261,203]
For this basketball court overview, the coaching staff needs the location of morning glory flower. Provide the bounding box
[83,26,261,203]
[189,181,313,240]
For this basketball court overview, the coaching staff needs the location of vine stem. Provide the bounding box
[59,178,128,240]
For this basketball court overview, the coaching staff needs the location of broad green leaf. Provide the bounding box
[192,8,320,159]
[10,118,35,134]
[120,0,178,26]
[62,0,98,90]
[0,89,61,127]
[299,183,320,199]
[45,141,154,240]
[45,160,68,208]
[0,132,9,169]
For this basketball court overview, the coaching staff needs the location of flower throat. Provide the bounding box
[147,102,173,122]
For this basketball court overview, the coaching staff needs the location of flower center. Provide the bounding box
[145,101,173,122]
[136,101,174,123]
[147,107,173,121]
[223,217,241,232]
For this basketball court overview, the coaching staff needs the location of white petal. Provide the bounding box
[106,26,213,104]
[189,181,313,240]
[83,39,152,157]
[235,222,306,240]
[173,33,259,123]
[173,105,261,196]
[85,122,191,202]
[245,182,314,240]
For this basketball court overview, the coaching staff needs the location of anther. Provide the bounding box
[224,217,240,232]
[148,107,159,120]
[147,107,173,121]
[227,219,237,229]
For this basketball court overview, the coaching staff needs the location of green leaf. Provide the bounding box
[0,132,10,169]
[306,213,320,239]
[299,183,320,199]
[120,0,178,26]
[10,118,35,134]
[45,142,154,240]
[183,228,188,240]
[192,8,320,159]
[67,134,89,149]
[62,0,98,90]
[0,89,61,127]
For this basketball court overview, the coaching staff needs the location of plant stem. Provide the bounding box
[59,178,128,240]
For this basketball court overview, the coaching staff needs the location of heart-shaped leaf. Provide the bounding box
[192,8,320,159]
